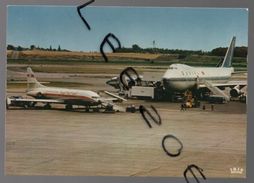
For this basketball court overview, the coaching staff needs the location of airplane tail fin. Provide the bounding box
[27,67,45,90]
[221,36,236,68]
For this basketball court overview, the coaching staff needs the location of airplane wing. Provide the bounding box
[198,80,247,89]
[8,98,63,103]
[201,80,230,101]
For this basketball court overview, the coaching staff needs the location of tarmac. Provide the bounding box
[5,67,247,178]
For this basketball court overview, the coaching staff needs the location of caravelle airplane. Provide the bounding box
[6,67,126,111]
[107,37,247,101]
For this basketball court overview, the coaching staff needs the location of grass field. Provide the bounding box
[7,50,247,72]
[7,50,161,61]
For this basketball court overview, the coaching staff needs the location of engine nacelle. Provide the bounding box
[230,86,243,97]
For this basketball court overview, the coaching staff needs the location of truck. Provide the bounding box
[128,86,154,100]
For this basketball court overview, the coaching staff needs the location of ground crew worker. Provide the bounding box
[202,105,206,110]
[180,104,184,111]
[211,104,214,111]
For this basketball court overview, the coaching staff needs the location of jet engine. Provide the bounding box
[230,86,243,97]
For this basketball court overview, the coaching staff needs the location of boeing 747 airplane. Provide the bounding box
[162,37,246,101]
[107,37,247,101]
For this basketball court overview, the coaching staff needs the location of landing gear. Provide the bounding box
[65,104,73,110]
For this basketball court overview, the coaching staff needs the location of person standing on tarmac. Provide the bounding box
[211,104,214,111]
[180,104,184,111]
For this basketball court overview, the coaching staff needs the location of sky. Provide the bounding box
[7,6,248,52]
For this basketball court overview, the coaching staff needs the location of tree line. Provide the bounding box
[210,46,247,57]
[7,44,70,52]
[7,44,248,58]
[115,44,248,58]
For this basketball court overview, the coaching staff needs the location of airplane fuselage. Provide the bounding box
[162,64,234,91]
[27,87,101,105]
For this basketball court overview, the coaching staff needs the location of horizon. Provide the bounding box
[7,6,248,52]
[6,43,248,53]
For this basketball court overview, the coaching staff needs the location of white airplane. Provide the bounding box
[7,67,126,110]
[106,37,247,101]
[162,36,247,101]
